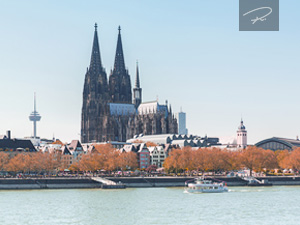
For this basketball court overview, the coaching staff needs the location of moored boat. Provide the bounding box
[242,176,273,187]
[185,177,228,193]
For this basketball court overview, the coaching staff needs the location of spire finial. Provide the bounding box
[118,26,121,33]
[94,23,98,31]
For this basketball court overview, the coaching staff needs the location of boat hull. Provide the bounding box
[185,187,228,193]
[247,183,273,187]
[185,177,228,193]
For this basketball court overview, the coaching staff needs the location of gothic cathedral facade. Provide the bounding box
[81,24,177,143]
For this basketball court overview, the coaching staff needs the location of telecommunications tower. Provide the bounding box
[29,93,41,139]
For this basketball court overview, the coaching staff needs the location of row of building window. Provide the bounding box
[258,142,290,150]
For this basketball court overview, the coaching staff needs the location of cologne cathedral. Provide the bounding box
[81,24,178,143]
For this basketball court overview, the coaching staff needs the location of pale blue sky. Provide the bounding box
[0,0,299,144]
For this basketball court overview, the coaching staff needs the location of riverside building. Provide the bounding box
[0,131,36,155]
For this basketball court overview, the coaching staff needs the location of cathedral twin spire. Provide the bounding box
[87,23,135,104]
[89,23,126,75]
[89,23,103,72]
[113,26,126,74]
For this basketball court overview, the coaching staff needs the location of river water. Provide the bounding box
[0,186,299,225]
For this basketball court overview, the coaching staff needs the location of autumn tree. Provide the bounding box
[30,152,43,173]
[192,148,208,173]
[43,152,59,174]
[79,154,97,172]
[119,152,138,171]
[261,149,278,172]
[69,162,80,172]
[222,150,242,171]
[205,148,227,173]
[165,147,241,174]
[178,146,195,175]
[164,148,182,173]
[5,153,27,174]
[289,148,300,171]
[240,146,277,176]
[92,144,120,172]
[0,152,9,172]
[275,150,291,169]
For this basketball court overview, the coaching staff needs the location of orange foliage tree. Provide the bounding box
[164,147,241,174]
[164,146,281,176]
[178,147,194,174]
[119,152,138,171]
[275,150,291,169]
[76,144,137,173]
[5,153,27,174]
[289,148,300,171]
[0,152,9,172]
[164,148,182,174]
[240,146,277,176]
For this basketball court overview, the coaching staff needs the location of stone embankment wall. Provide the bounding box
[0,176,300,189]
[109,176,300,187]
[257,176,300,185]
[108,177,247,187]
[0,178,101,190]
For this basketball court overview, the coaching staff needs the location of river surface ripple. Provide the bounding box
[0,186,299,225]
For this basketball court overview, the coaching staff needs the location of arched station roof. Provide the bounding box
[255,137,300,151]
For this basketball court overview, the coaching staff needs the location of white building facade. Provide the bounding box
[148,146,166,167]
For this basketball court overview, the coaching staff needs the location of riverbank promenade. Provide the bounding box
[0,176,300,189]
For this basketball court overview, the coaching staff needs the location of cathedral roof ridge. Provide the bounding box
[140,100,158,104]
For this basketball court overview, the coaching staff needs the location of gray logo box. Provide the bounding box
[239,0,279,31]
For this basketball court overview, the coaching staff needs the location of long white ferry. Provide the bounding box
[185,177,228,193]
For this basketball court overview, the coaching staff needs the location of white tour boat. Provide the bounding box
[185,177,228,193]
